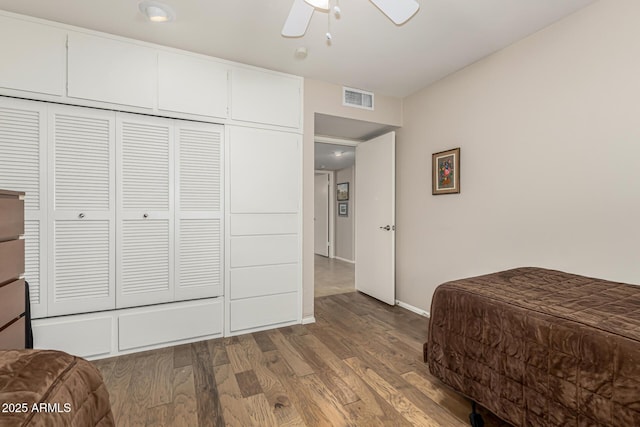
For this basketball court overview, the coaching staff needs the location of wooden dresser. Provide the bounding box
[0,189,25,349]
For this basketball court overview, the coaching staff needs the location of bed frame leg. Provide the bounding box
[469,401,484,427]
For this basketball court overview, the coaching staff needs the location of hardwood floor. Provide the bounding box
[314,254,355,297]
[93,292,509,426]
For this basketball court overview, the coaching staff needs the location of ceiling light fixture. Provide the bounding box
[334,151,343,157]
[304,0,329,11]
[139,1,175,23]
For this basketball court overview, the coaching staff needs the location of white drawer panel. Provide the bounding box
[230,214,297,236]
[33,315,113,358]
[230,235,298,268]
[230,292,297,332]
[230,264,298,300]
[118,299,223,351]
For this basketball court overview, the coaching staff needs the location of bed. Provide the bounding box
[426,267,640,426]
[0,349,114,426]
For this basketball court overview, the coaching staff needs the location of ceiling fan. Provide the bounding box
[282,0,420,38]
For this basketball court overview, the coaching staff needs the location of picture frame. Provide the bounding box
[432,148,460,195]
[338,202,348,217]
[337,182,349,201]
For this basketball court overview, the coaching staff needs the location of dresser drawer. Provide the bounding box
[0,316,25,350]
[0,239,25,285]
[0,279,25,327]
[0,197,24,242]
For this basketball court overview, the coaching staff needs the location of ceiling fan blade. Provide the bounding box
[370,0,419,25]
[282,0,315,37]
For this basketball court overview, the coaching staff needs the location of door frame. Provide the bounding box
[314,136,360,261]
[314,169,334,258]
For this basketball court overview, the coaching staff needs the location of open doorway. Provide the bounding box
[314,141,357,297]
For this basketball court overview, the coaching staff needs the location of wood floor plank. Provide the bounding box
[345,356,464,427]
[287,333,360,405]
[145,403,171,427]
[295,333,411,426]
[235,370,263,398]
[207,337,230,367]
[213,363,255,427]
[252,331,277,353]
[267,329,314,377]
[149,348,174,407]
[244,393,280,427]
[106,354,138,424]
[402,370,470,423]
[173,344,192,369]
[118,354,156,427]
[237,335,306,426]
[190,341,225,427]
[226,343,253,373]
[170,366,198,427]
[264,350,348,427]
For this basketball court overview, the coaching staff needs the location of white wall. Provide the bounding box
[396,0,640,313]
[335,166,355,261]
[303,79,402,318]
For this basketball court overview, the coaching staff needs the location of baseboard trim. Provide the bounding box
[302,316,316,325]
[395,300,430,317]
[333,256,355,264]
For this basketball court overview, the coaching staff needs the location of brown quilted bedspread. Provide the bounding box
[0,350,114,427]
[427,267,640,427]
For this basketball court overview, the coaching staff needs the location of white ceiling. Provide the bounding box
[0,0,596,98]
[315,143,356,171]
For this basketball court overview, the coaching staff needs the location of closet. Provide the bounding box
[0,10,303,359]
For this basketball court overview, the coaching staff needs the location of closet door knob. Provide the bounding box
[78,213,85,219]
[143,213,149,218]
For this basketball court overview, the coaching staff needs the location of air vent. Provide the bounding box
[343,87,374,110]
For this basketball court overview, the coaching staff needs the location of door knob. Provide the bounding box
[78,213,85,219]
[379,225,391,231]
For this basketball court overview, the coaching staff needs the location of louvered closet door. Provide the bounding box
[0,97,48,318]
[116,114,174,308]
[48,105,116,316]
[175,122,223,300]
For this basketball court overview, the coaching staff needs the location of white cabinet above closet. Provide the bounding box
[0,15,66,96]
[158,52,228,119]
[231,68,301,129]
[67,32,156,109]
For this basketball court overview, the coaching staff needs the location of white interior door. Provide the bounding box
[355,132,395,305]
[314,173,329,256]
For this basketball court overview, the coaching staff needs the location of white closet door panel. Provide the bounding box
[67,32,156,108]
[50,219,114,315]
[178,125,222,212]
[33,315,113,359]
[0,98,48,317]
[158,52,228,118]
[230,214,297,236]
[0,102,43,210]
[119,117,171,210]
[229,127,299,213]
[230,235,298,268]
[24,220,46,318]
[231,68,301,128]
[230,264,298,300]
[118,299,223,351]
[52,111,112,210]
[229,292,297,333]
[0,15,66,96]
[176,219,222,299]
[118,219,172,308]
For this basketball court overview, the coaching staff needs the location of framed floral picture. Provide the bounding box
[432,148,460,195]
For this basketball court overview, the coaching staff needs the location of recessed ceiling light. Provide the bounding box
[139,1,175,23]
